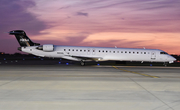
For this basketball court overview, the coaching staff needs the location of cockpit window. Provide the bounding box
[160,52,168,54]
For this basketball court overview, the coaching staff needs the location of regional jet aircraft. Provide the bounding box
[9,30,176,65]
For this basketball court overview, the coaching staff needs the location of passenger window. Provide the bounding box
[113,51,115,53]
[129,52,131,54]
[64,49,66,51]
[137,52,139,54]
[144,52,146,54]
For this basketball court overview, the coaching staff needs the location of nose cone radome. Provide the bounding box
[172,57,176,62]
[169,56,176,63]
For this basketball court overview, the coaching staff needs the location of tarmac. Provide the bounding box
[0,65,180,110]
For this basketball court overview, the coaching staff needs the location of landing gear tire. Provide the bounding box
[80,60,85,66]
[163,62,168,67]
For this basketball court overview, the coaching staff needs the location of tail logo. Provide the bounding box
[20,39,29,42]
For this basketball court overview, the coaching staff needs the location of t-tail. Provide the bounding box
[9,30,40,47]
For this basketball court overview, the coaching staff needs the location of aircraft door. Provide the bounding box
[151,52,156,60]
[92,49,95,55]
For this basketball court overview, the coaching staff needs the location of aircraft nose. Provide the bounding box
[168,56,176,63]
[172,57,176,61]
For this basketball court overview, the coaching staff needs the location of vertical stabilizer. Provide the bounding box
[9,30,40,47]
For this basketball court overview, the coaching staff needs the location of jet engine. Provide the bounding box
[36,44,54,52]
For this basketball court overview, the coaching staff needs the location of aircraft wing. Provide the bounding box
[67,55,103,61]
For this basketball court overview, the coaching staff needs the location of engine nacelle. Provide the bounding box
[37,44,54,52]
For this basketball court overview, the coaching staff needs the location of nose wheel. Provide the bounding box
[80,60,85,66]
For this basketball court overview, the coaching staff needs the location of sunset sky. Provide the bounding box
[0,0,180,54]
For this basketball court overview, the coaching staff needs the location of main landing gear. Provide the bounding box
[163,62,168,66]
[80,60,85,66]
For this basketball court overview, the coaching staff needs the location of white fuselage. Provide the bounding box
[21,45,176,63]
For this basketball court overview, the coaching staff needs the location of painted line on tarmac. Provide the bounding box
[112,66,159,78]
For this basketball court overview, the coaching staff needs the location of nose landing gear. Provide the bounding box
[80,60,85,66]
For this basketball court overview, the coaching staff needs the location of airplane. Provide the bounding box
[9,30,176,66]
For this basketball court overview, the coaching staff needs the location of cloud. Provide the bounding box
[27,0,180,33]
[1,0,180,54]
[0,0,47,53]
[59,6,71,10]
[76,12,88,17]
[0,0,47,36]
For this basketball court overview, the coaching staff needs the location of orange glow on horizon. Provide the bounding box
[30,31,180,54]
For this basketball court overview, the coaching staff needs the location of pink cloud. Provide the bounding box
[1,0,180,55]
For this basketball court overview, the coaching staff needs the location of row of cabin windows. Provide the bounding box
[64,49,90,52]
[64,49,150,54]
[99,50,149,54]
